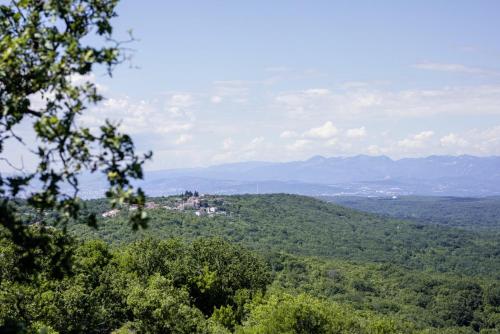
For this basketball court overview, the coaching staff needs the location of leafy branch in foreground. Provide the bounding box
[0,0,151,278]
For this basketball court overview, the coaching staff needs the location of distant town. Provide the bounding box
[101,190,227,219]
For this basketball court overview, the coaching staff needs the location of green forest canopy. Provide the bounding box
[3,193,495,333]
[323,196,500,231]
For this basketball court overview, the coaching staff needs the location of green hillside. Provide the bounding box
[322,196,500,231]
[271,254,500,332]
[3,194,500,333]
[71,194,500,278]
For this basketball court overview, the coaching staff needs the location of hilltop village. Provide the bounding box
[101,191,226,218]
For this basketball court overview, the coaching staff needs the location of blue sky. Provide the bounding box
[5,0,500,171]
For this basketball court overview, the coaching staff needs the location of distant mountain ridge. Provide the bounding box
[78,155,500,198]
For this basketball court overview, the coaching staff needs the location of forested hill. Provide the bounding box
[322,195,500,231]
[71,194,500,278]
[8,193,500,333]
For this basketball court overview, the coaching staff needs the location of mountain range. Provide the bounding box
[75,155,500,198]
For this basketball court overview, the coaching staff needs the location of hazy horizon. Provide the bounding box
[144,153,500,172]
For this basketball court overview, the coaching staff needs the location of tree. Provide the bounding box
[431,282,483,327]
[238,293,404,334]
[0,0,151,276]
[126,273,210,334]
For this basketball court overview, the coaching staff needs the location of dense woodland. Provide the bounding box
[2,194,499,333]
[323,196,500,231]
[72,194,500,277]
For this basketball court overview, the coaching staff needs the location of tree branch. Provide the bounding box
[26,108,42,117]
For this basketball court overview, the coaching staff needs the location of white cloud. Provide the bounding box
[274,88,333,116]
[70,73,109,93]
[156,123,194,134]
[212,81,250,103]
[211,96,222,104]
[325,138,338,147]
[29,74,106,111]
[339,142,353,152]
[386,86,500,117]
[367,145,383,155]
[223,137,233,150]
[80,94,195,138]
[19,61,500,173]
[275,84,500,120]
[340,81,370,89]
[287,139,311,151]
[21,69,500,170]
[304,121,338,139]
[211,136,279,165]
[414,131,434,141]
[466,126,500,154]
[280,130,298,139]
[275,87,384,119]
[346,126,367,139]
[475,125,500,142]
[65,78,500,165]
[355,126,500,158]
[102,97,129,110]
[174,134,193,145]
[279,123,369,152]
[413,62,498,75]
[304,88,331,96]
[165,93,194,117]
[440,133,468,147]
[248,136,264,148]
[69,73,96,85]
[350,93,383,108]
[398,131,434,149]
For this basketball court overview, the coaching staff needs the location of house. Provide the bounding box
[145,201,159,209]
[102,209,120,218]
[186,196,200,208]
[195,209,207,217]
[177,196,200,210]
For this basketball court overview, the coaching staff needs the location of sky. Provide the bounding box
[5,0,500,171]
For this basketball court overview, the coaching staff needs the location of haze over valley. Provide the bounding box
[75,154,500,198]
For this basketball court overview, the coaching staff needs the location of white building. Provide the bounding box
[145,202,159,209]
[102,209,120,218]
[195,209,207,217]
